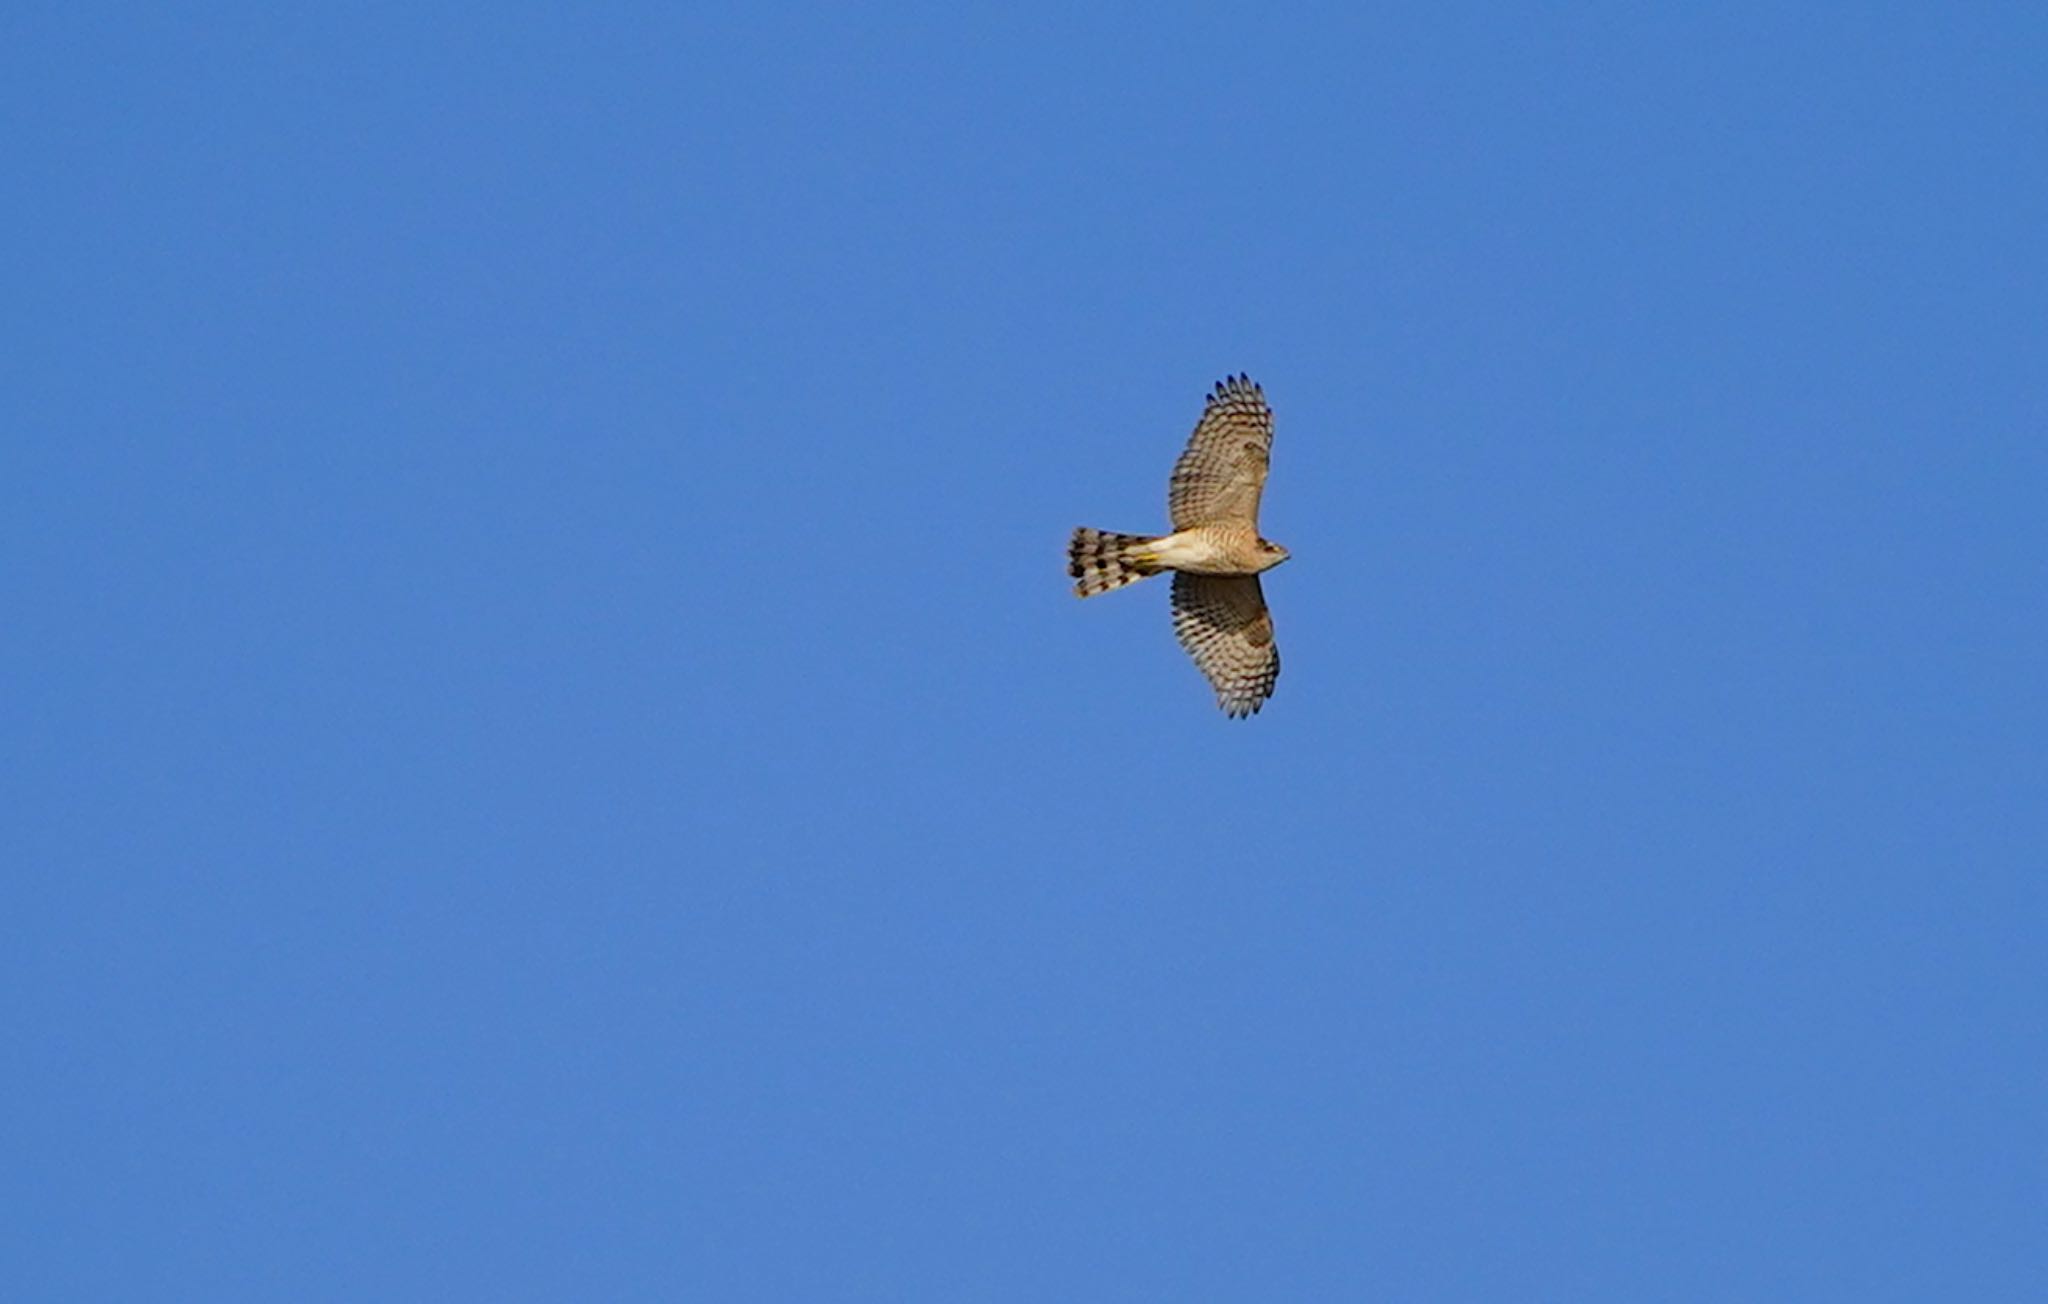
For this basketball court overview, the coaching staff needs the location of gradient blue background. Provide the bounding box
[8,5,2045,1299]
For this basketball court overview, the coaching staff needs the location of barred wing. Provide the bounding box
[1168,374,1273,530]
[1170,573,1280,718]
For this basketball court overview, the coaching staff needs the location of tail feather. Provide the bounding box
[1068,527,1164,597]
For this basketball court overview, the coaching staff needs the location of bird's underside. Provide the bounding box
[1067,374,1287,718]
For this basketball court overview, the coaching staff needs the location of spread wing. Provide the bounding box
[1167,374,1274,530]
[1171,573,1280,718]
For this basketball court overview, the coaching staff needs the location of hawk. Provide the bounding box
[1068,374,1289,718]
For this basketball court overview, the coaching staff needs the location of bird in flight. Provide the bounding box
[1068,374,1289,718]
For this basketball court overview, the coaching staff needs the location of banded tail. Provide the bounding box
[1068,527,1165,597]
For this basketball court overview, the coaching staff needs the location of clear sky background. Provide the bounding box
[7,5,2045,1299]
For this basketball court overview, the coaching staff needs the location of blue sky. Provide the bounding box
[7,4,2045,1299]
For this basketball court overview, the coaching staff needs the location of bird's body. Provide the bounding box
[1143,523,1283,575]
[1067,374,1289,717]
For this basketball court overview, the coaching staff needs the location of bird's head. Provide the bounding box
[1259,539,1291,570]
